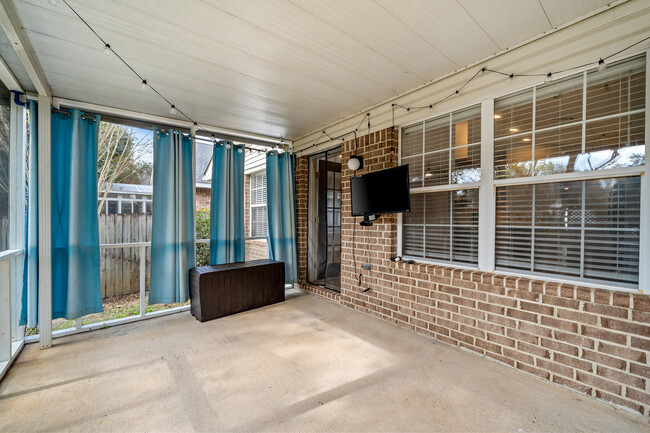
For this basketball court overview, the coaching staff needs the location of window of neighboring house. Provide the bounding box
[401,104,481,265]
[250,171,267,237]
[494,55,645,287]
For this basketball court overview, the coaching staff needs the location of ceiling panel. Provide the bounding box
[5,0,620,140]
[457,0,551,50]
[539,0,612,28]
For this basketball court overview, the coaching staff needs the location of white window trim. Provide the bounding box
[399,102,482,266]
[398,51,649,293]
[1,91,27,377]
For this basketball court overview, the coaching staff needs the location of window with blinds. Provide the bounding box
[494,55,645,179]
[403,190,479,264]
[496,176,641,284]
[250,171,267,237]
[401,105,481,186]
[400,104,481,265]
[494,54,645,286]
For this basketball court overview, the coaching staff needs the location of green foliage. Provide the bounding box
[196,208,210,266]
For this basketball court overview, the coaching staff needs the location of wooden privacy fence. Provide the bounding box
[98,214,269,299]
[99,213,152,299]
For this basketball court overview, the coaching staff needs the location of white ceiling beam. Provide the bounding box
[0,55,22,92]
[0,0,50,96]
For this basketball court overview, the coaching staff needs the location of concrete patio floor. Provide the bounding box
[1,290,648,433]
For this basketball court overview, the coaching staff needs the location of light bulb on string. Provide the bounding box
[226,142,231,150]
[507,73,514,83]
[211,134,216,143]
[169,104,177,115]
[140,79,147,92]
[103,43,112,55]
[478,67,486,76]
[597,58,606,72]
[454,90,460,97]
[237,147,243,153]
[545,72,552,83]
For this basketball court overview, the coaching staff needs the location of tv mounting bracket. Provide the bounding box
[360,214,380,226]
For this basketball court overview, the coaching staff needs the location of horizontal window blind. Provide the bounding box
[401,105,481,187]
[494,55,646,180]
[495,176,641,284]
[251,206,267,237]
[403,189,479,264]
[250,172,267,237]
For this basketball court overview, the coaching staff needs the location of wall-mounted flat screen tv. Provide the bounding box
[351,165,410,224]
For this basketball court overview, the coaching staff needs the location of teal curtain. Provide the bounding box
[51,109,103,320]
[266,152,298,283]
[149,128,195,304]
[209,140,245,264]
[20,100,39,326]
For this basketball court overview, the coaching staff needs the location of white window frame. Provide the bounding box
[398,104,482,268]
[1,89,27,378]
[249,170,267,238]
[398,50,649,293]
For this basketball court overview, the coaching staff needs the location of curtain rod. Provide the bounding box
[51,108,97,121]
[24,93,291,147]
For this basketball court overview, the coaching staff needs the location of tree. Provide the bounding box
[97,122,152,213]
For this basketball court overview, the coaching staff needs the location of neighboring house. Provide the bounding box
[98,142,267,237]
[201,144,268,238]
[98,183,152,214]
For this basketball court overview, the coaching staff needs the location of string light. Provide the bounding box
[507,73,514,83]
[237,147,243,153]
[545,72,552,83]
[598,58,606,71]
[61,0,286,151]
[225,142,231,150]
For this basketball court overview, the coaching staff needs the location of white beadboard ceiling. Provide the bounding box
[11,0,616,141]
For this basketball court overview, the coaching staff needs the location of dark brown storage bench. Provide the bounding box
[189,259,285,322]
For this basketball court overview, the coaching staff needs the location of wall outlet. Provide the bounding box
[362,263,371,270]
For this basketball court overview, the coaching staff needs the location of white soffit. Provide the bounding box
[11,0,617,140]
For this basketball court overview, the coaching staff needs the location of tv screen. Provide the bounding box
[351,165,411,216]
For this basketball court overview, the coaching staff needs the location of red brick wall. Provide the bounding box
[295,126,650,417]
[246,239,267,261]
[196,187,211,211]
[295,155,309,284]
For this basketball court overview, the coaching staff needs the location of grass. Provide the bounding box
[26,292,190,335]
